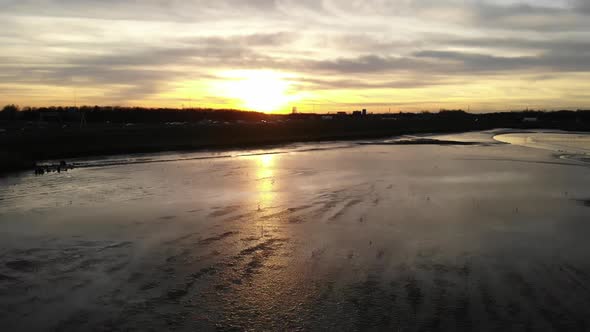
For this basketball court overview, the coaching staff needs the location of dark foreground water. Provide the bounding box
[1,130,590,331]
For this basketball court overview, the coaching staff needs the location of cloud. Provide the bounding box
[296,76,455,91]
[0,32,299,102]
[0,0,589,109]
[414,48,590,73]
[572,0,590,13]
[442,36,590,54]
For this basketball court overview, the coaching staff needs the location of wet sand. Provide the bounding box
[1,130,590,331]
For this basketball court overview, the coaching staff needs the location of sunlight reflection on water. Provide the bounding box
[255,154,276,211]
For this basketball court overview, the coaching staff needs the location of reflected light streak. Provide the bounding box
[256,154,276,210]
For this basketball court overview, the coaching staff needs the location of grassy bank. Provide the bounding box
[0,118,487,174]
[0,151,36,174]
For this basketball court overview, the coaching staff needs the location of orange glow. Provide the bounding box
[255,154,276,209]
[215,70,298,113]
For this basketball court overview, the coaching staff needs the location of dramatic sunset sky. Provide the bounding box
[1,0,589,113]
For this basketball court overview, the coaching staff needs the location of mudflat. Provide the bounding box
[1,130,590,331]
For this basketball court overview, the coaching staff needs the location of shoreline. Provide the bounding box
[2,123,589,176]
[0,124,482,176]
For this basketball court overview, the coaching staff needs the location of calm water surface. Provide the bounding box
[1,131,590,331]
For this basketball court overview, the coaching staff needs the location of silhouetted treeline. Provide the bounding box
[1,105,272,123]
[2,105,590,126]
[2,105,590,174]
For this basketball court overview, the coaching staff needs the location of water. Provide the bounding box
[1,130,590,331]
[494,131,590,155]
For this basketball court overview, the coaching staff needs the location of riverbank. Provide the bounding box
[0,152,36,174]
[0,119,487,175]
[2,114,589,175]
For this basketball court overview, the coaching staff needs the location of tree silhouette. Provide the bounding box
[2,104,19,113]
[1,104,19,120]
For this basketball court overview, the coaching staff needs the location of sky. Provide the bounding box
[1,0,590,113]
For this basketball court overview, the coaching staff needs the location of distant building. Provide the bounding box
[352,111,362,116]
[321,115,333,120]
[336,112,347,116]
[362,109,367,116]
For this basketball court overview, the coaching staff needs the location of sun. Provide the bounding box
[217,70,296,113]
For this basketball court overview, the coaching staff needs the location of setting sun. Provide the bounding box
[217,70,296,113]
